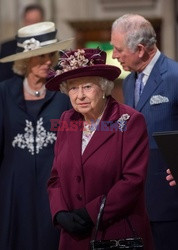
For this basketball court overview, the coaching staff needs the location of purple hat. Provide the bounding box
[46,48,121,91]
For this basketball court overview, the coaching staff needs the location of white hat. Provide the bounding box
[0,22,73,62]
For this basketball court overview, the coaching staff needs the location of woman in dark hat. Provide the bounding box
[0,22,72,250]
[46,48,154,250]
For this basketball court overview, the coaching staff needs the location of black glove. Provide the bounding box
[55,208,93,236]
[73,207,94,227]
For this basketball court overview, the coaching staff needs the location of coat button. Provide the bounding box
[76,194,82,201]
[76,176,81,182]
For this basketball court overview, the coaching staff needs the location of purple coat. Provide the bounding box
[48,96,154,250]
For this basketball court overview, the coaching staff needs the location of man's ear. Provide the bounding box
[137,44,145,58]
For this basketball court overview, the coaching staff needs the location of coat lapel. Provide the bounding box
[82,97,121,164]
[136,54,167,111]
[9,75,56,114]
[9,75,26,111]
[67,112,83,167]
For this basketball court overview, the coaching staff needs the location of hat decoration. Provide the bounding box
[16,29,57,53]
[46,48,121,91]
[51,49,104,75]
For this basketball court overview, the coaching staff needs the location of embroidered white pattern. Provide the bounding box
[12,118,56,155]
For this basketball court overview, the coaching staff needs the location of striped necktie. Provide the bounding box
[134,72,144,107]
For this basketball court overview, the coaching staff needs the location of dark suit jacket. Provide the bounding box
[123,53,178,221]
[48,96,153,250]
[0,39,16,81]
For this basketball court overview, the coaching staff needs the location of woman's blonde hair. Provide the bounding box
[13,51,59,76]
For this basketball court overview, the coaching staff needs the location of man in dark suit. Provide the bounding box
[111,13,178,250]
[0,4,45,82]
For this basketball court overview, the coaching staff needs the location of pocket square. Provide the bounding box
[150,95,169,105]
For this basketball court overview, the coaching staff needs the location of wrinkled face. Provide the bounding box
[27,52,56,79]
[67,76,105,121]
[111,30,141,72]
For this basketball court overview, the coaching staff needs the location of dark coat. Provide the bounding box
[0,39,16,81]
[48,96,153,250]
[123,53,178,221]
[0,75,71,250]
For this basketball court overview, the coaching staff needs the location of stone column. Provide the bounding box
[160,0,176,59]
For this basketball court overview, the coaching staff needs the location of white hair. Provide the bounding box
[60,77,114,96]
[112,14,157,52]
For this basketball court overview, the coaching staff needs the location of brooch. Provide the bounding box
[117,114,130,132]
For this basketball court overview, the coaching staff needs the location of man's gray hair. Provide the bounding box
[112,14,157,52]
[60,77,114,96]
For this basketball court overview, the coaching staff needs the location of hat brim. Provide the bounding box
[46,65,121,91]
[0,38,74,62]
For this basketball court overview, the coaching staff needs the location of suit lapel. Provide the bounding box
[125,73,136,107]
[136,54,167,111]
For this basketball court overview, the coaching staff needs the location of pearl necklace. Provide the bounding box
[23,79,46,97]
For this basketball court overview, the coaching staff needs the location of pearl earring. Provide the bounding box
[103,93,105,99]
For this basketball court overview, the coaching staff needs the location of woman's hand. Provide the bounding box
[166,169,176,186]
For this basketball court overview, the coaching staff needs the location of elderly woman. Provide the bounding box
[46,48,154,250]
[0,22,72,250]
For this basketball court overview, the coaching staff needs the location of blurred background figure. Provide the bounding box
[0,21,72,250]
[0,3,45,82]
[22,3,45,26]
